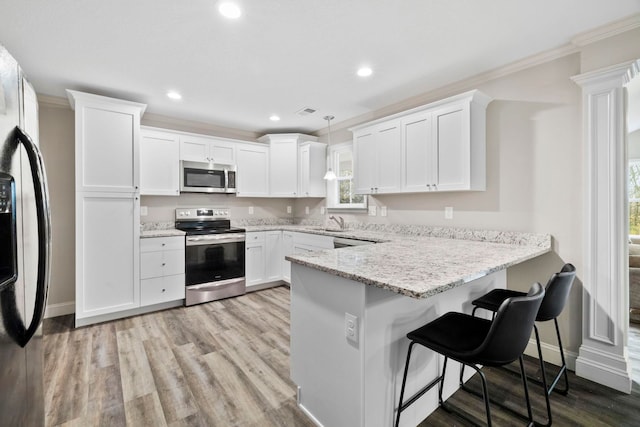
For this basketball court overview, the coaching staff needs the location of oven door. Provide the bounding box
[180,161,226,193]
[184,233,246,306]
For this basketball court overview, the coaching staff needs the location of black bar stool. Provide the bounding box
[395,282,545,427]
[468,263,576,426]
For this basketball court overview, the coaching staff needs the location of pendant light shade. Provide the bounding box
[323,115,337,181]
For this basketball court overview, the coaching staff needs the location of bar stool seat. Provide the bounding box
[470,263,576,426]
[395,282,545,427]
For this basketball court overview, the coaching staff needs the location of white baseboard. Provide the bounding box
[44,301,75,319]
[524,338,578,371]
[575,345,632,393]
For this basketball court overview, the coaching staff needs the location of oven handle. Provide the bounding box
[186,233,246,246]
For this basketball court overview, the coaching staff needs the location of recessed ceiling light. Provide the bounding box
[219,2,242,19]
[357,67,373,77]
[269,115,280,121]
[167,91,182,100]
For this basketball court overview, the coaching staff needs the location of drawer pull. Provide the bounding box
[162,288,166,292]
[162,263,166,266]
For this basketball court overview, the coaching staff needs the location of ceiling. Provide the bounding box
[1,1,639,135]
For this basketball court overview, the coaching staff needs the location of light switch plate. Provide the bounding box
[305,206,310,215]
[287,206,292,214]
[249,206,254,215]
[320,207,326,215]
[368,206,377,216]
[140,206,148,216]
[380,206,387,217]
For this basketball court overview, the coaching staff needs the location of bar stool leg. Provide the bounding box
[534,325,553,426]
[395,341,416,427]
[518,355,534,426]
[554,318,570,395]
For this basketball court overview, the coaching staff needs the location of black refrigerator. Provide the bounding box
[0,44,51,425]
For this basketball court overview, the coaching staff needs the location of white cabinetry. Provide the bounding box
[352,90,491,194]
[180,134,235,165]
[265,231,282,282]
[265,136,299,197]
[140,236,185,306]
[282,231,294,283]
[68,90,147,326]
[140,128,180,196]
[292,232,334,253]
[298,142,327,197]
[245,232,266,287]
[258,134,326,198]
[353,120,402,194]
[246,231,284,289]
[236,143,269,197]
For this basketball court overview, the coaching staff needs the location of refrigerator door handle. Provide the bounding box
[13,126,51,346]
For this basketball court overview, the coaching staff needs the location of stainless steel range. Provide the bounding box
[175,207,245,306]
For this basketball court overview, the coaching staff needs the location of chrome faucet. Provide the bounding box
[329,215,345,230]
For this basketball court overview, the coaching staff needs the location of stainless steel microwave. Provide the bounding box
[180,161,237,194]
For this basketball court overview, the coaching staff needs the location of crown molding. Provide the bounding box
[38,94,70,109]
[571,13,640,47]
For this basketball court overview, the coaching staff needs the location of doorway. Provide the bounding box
[627,73,640,385]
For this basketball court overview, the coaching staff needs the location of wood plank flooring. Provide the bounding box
[44,286,640,426]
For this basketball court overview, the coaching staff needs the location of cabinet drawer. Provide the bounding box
[141,274,185,306]
[246,232,265,243]
[140,249,185,279]
[140,236,184,252]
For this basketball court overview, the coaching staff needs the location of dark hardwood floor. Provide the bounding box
[44,286,640,426]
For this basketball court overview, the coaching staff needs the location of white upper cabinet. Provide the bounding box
[236,142,269,197]
[180,134,235,165]
[259,133,324,198]
[298,142,327,197]
[67,90,146,193]
[140,128,180,196]
[266,137,299,197]
[353,90,491,194]
[353,120,402,194]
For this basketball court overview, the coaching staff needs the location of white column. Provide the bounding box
[572,60,640,393]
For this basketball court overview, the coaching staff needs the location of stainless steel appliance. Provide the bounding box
[0,44,52,425]
[180,160,237,194]
[333,237,376,248]
[175,207,245,305]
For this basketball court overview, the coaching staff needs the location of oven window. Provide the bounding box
[184,168,225,188]
[185,241,245,286]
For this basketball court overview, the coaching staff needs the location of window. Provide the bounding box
[630,160,640,234]
[327,143,367,210]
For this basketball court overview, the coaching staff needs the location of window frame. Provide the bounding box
[326,142,367,211]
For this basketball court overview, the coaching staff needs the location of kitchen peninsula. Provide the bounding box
[285,227,551,427]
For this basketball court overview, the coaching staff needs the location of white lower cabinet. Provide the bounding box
[247,230,334,288]
[140,236,185,306]
[246,232,266,288]
[282,231,294,283]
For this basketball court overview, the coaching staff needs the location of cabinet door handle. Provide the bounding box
[161,243,165,246]
[162,263,166,266]
[162,288,166,292]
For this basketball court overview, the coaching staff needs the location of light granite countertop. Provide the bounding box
[285,235,550,299]
[140,220,550,299]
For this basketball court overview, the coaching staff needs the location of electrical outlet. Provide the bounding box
[380,206,387,217]
[368,205,377,216]
[140,206,148,216]
[320,207,326,215]
[287,206,292,214]
[249,206,254,215]
[345,313,358,343]
[305,206,309,215]
[445,206,453,219]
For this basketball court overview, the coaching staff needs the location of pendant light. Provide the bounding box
[323,115,337,181]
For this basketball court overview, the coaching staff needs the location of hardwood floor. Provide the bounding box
[44,286,315,427]
[44,286,640,426]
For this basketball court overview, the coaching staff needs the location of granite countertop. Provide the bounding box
[139,220,550,299]
[282,227,551,299]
